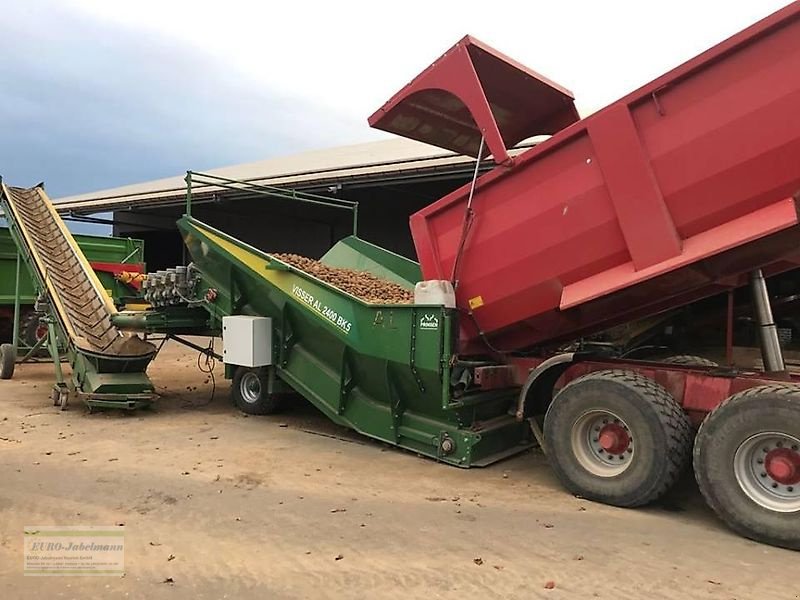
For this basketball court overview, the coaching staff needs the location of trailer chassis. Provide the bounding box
[509,270,799,549]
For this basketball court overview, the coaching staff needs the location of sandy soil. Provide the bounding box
[0,340,797,600]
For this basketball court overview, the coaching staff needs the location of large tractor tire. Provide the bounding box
[543,370,692,507]
[231,366,284,415]
[661,355,718,367]
[0,343,16,380]
[694,385,800,550]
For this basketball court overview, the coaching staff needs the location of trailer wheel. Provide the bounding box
[661,355,718,367]
[694,385,800,550]
[231,367,283,415]
[543,370,692,507]
[0,343,16,380]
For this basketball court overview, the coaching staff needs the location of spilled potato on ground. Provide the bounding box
[272,254,414,304]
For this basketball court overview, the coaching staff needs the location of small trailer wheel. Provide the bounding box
[694,385,800,550]
[231,367,284,415]
[51,385,69,409]
[543,370,692,507]
[0,343,16,380]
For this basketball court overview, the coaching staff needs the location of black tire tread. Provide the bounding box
[231,367,283,415]
[0,343,16,380]
[693,383,800,549]
[557,369,693,506]
[661,355,718,367]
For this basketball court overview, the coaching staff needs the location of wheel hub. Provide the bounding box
[240,372,262,404]
[765,448,800,486]
[734,432,800,512]
[571,410,634,477]
[598,423,631,455]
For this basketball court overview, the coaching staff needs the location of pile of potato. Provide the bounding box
[273,253,414,304]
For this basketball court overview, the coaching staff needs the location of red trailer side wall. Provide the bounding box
[409,3,800,354]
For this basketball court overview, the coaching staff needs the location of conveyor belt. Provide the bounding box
[1,184,153,357]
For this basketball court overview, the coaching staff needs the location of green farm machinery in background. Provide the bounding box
[0,226,145,348]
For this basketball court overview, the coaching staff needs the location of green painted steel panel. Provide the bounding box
[178,216,530,466]
[320,236,421,287]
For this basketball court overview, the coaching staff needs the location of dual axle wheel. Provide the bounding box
[543,370,800,550]
[694,385,800,550]
[544,370,692,508]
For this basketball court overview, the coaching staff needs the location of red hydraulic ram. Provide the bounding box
[370,3,800,355]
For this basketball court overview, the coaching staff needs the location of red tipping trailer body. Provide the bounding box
[370,3,800,355]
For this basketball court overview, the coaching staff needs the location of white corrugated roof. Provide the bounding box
[54,138,478,213]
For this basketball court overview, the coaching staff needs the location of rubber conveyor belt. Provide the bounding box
[1,184,153,357]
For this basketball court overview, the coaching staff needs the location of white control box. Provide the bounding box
[222,316,272,367]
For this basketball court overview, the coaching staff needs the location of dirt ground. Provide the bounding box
[0,341,798,600]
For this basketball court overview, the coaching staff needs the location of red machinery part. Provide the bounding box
[368,35,579,166]
[373,3,800,356]
[765,447,800,486]
[90,261,145,291]
[511,354,800,427]
[598,423,631,456]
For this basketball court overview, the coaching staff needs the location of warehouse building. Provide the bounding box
[54,137,531,270]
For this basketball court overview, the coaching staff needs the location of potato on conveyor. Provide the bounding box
[272,253,413,305]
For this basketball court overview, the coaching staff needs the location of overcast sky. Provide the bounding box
[0,0,791,200]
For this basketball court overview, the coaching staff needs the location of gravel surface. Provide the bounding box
[1,341,797,599]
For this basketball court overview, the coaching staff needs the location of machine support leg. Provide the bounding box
[19,333,48,363]
[47,321,65,385]
[749,269,785,372]
[12,252,21,351]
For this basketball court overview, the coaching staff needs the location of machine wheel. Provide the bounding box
[694,385,800,550]
[661,355,718,367]
[51,386,69,410]
[0,343,16,380]
[231,367,283,415]
[543,370,692,507]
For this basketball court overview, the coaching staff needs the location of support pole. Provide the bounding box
[47,321,65,386]
[749,269,785,372]
[451,136,485,287]
[185,171,193,217]
[19,333,48,364]
[12,252,21,350]
[726,290,734,367]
